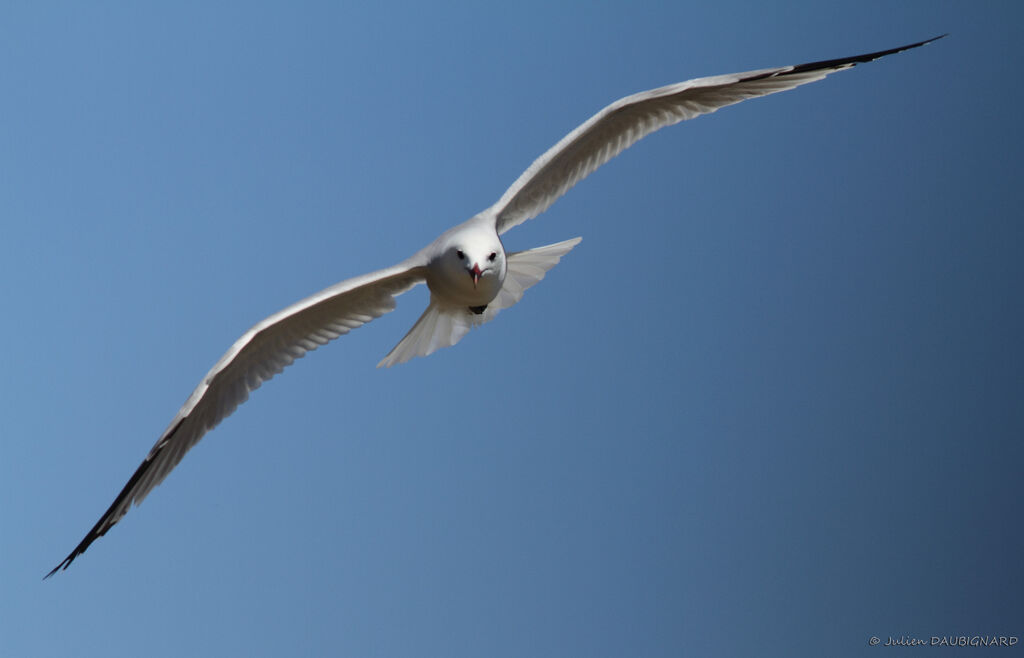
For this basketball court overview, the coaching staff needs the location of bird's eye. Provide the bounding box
[456,250,465,260]
[488,252,497,262]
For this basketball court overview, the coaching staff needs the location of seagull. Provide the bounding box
[47,35,944,577]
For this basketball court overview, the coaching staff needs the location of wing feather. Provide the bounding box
[46,259,427,577]
[490,36,944,235]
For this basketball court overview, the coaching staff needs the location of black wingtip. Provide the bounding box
[44,536,95,579]
[44,559,68,580]
[44,500,118,580]
[785,34,948,76]
[44,419,188,580]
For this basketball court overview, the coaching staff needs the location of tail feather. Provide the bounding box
[377,301,473,367]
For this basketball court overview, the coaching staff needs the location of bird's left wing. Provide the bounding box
[489,36,944,235]
[47,258,427,577]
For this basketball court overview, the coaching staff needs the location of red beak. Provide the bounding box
[470,263,482,288]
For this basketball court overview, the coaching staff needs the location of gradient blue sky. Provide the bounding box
[3,2,1021,656]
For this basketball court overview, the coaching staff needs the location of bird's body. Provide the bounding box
[47,35,944,577]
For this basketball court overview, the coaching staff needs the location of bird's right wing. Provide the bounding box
[47,257,427,577]
[489,36,945,235]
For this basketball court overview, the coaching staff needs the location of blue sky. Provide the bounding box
[3,2,1021,656]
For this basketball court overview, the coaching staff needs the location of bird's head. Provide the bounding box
[451,242,503,289]
[433,231,506,304]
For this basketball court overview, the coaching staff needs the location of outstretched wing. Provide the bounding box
[490,36,944,235]
[47,258,427,577]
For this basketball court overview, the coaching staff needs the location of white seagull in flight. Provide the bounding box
[47,35,943,577]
